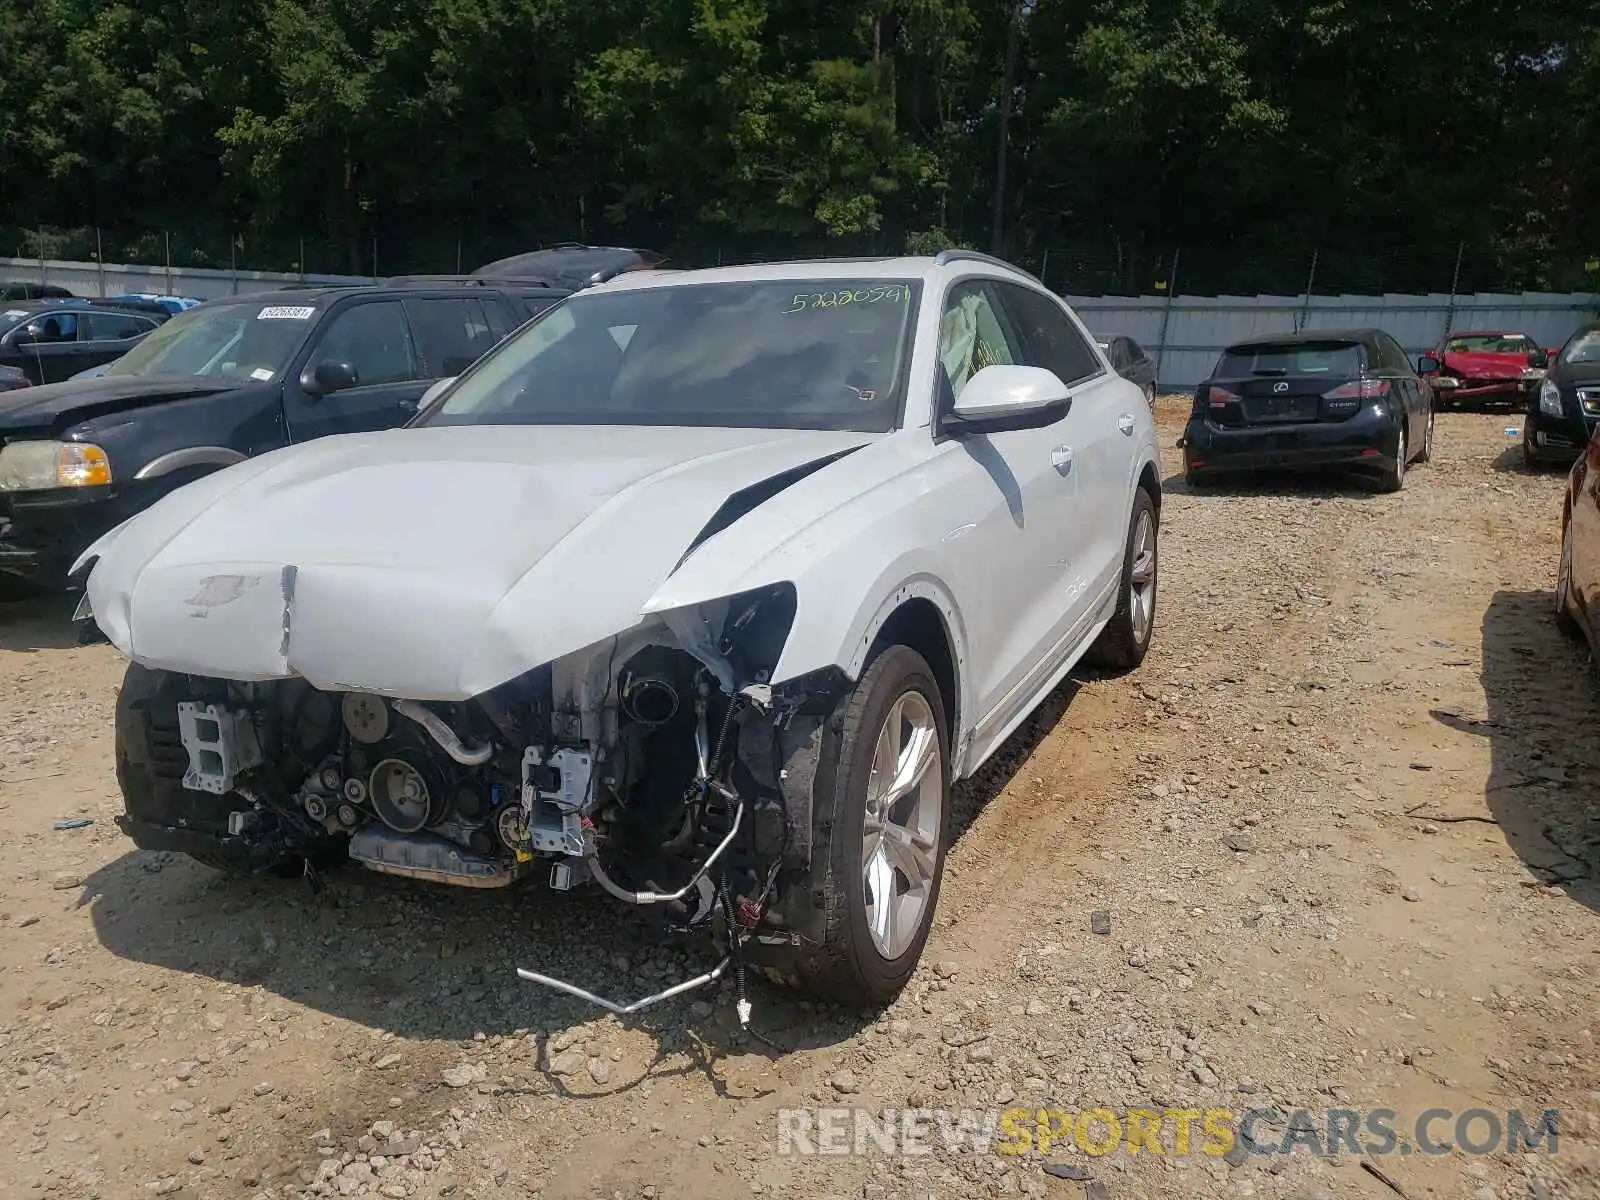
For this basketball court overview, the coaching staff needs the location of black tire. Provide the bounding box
[1557,519,1583,639]
[1377,422,1407,493]
[1415,406,1435,464]
[783,644,951,1008]
[1523,433,1542,472]
[115,663,303,877]
[1085,487,1159,671]
[1183,469,1207,489]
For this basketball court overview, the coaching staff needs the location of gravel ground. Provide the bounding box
[1,403,1598,1200]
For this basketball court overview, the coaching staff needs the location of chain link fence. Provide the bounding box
[5,223,1598,298]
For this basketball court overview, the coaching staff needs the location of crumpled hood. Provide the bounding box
[83,423,873,698]
[1440,350,1534,381]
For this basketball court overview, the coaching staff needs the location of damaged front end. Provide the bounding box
[116,581,845,1017]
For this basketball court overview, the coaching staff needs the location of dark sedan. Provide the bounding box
[0,303,165,384]
[1524,321,1600,468]
[1096,334,1157,403]
[1181,328,1436,492]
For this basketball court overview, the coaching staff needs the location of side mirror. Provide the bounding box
[1417,355,1440,375]
[944,365,1072,436]
[1527,349,1549,370]
[418,375,456,409]
[300,359,359,397]
[10,323,43,346]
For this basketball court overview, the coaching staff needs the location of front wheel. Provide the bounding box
[782,644,951,1007]
[1085,487,1158,670]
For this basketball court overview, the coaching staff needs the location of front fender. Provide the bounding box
[646,545,972,745]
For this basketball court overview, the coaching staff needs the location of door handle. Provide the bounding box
[1051,445,1073,472]
[397,397,418,410]
[1117,414,1136,436]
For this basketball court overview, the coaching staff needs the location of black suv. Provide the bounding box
[0,274,582,589]
[0,301,168,384]
[1182,328,1437,492]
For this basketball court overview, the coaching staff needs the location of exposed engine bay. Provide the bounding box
[143,584,834,1016]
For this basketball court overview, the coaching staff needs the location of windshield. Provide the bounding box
[1561,329,1600,365]
[1215,341,1364,377]
[421,279,920,432]
[103,300,318,382]
[1444,333,1534,354]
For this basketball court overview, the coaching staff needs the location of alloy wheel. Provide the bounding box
[861,689,944,960]
[1129,508,1158,644]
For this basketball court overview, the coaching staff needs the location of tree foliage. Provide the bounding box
[0,0,1592,291]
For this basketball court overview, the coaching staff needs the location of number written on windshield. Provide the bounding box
[784,285,909,313]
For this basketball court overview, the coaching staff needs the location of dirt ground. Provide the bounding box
[2,401,1597,1200]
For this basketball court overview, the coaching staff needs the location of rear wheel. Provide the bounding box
[782,644,950,1008]
[1415,407,1435,463]
[1377,424,1407,492]
[1085,488,1158,670]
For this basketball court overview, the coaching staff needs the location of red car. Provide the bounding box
[1423,330,1557,407]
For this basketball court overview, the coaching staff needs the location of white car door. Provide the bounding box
[930,278,1100,754]
[990,279,1135,612]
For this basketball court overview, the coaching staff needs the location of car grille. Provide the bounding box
[1577,387,1600,416]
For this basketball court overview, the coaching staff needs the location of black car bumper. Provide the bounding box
[1524,405,1593,462]
[0,486,130,587]
[1182,408,1399,478]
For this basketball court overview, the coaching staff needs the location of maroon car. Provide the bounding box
[1424,330,1556,407]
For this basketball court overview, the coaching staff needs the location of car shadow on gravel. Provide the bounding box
[76,681,1070,1065]
[1160,468,1381,499]
[0,589,85,652]
[1489,444,1573,476]
[1455,589,1600,915]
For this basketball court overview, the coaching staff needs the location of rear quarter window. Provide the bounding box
[1215,341,1364,378]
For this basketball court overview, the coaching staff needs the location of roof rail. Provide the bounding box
[932,249,1044,286]
[380,273,568,290]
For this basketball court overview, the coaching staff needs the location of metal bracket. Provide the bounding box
[516,957,729,1015]
[177,703,263,794]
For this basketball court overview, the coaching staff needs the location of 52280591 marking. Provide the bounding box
[784,285,909,313]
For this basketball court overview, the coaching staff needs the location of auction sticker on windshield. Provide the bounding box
[256,306,315,320]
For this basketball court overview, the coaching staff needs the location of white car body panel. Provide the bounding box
[79,254,1163,782]
[80,423,875,698]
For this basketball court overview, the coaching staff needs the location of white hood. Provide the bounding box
[83,423,874,698]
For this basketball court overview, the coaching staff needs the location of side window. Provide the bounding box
[310,301,419,387]
[33,312,75,342]
[402,297,498,377]
[991,282,1102,385]
[936,280,1021,399]
[81,312,155,341]
[1383,334,1411,373]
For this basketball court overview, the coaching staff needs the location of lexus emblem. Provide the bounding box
[1273,381,1290,393]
